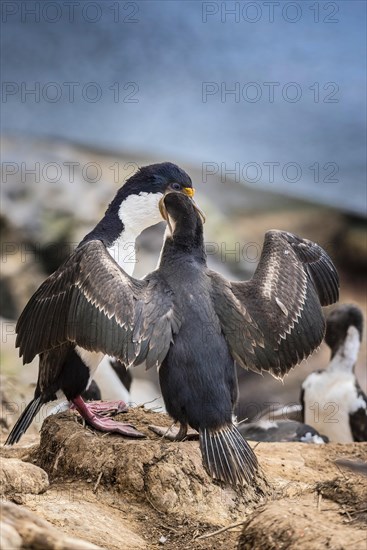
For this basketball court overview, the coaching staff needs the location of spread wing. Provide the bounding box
[16,240,180,369]
[210,230,339,379]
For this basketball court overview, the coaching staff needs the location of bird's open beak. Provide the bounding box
[158,191,206,231]
[192,200,206,224]
[159,197,174,235]
[183,187,195,198]
[159,198,168,222]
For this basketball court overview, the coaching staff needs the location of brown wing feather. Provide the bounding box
[37,345,72,396]
[16,240,179,369]
[210,230,339,378]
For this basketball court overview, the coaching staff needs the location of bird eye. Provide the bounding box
[171,183,181,191]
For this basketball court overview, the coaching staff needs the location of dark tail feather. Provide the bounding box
[199,424,258,486]
[4,396,43,445]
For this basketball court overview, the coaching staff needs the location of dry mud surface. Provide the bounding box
[1,407,366,550]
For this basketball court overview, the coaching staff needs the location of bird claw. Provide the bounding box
[149,424,199,441]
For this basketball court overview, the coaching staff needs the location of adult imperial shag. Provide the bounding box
[8,192,339,486]
[5,162,194,444]
[301,304,367,442]
[238,304,366,444]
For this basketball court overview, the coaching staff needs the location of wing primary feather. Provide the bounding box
[210,230,338,378]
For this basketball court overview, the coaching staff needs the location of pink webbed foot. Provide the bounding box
[77,400,128,416]
[71,396,145,438]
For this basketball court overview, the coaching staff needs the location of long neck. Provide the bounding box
[328,326,360,373]
[159,222,207,267]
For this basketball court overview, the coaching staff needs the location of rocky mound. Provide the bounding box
[1,407,366,549]
[32,408,269,525]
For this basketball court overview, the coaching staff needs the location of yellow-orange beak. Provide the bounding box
[183,187,195,198]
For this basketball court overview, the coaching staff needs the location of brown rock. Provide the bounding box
[4,408,366,550]
[0,458,49,495]
[1,500,104,549]
[238,494,366,550]
[0,520,22,549]
[32,408,269,526]
[22,489,148,550]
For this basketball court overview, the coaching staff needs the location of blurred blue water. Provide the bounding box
[1,0,366,214]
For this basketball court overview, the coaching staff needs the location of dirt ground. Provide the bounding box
[1,407,366,550]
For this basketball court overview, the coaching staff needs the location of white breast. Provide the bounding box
[107,191,163,275]
[93,356,130,402]
[107,235,136,275]
[89,192,164,391]
[75,347,104,382]
[303,370,365,443]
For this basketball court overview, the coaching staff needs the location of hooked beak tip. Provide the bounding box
[184,187,195,198]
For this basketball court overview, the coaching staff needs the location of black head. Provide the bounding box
[84,162,194,247]
[325,304,364,354]
[117,162,193,199]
